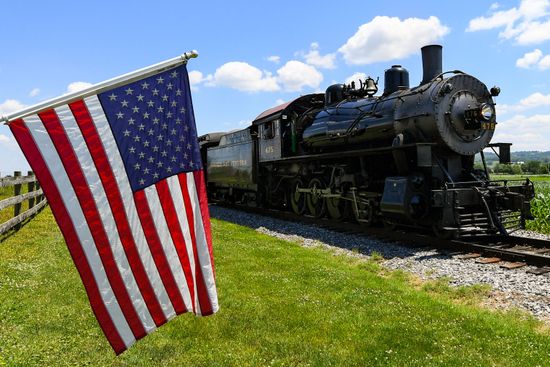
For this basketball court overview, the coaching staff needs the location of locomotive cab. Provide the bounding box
[252,94,324,161]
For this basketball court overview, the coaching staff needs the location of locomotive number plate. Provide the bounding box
[481,122,496,130]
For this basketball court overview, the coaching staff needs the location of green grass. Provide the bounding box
[1,209,550,366]
[0,185,32,226]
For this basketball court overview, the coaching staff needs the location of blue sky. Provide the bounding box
[2,0,550,174]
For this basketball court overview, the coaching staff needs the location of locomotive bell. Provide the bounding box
[365,77,378,96]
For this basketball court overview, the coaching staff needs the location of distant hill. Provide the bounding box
[476,151,550,164]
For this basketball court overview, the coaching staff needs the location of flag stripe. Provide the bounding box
[83,96,176,321]
[193,170,216,277]
[68,99,164,332]
[144,185,193,311]
[166,175,198,312]
[155,179,196,309]
[133,190,187,314]
[36,107,155,335]
[53,104,177,326]
[189,172,219,313]
[9,117,134,352]
[178,174,213,315]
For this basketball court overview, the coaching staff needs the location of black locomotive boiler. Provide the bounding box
[199,45,535,238]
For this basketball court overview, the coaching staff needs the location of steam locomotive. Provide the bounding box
[199,45,535,238]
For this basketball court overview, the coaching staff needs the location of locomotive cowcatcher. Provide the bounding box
[199,45,535,238]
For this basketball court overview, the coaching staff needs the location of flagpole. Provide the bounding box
[1,51,198,125]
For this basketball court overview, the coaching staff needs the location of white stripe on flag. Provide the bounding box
[54,104,160,330]
[22,114,136,348]
[84,96,176,322]
[187,173,219,313]
[144,184,194,311]
[167,174,199,313]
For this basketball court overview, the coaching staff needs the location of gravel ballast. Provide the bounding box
[210,205,550,322]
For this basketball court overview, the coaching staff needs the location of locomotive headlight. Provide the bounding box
[480,103,494,121]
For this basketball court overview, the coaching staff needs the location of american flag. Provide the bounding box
[8,63,218,354]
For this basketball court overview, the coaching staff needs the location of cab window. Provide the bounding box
[263,121,275,139]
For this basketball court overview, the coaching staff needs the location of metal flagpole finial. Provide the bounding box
[183,50,199,61]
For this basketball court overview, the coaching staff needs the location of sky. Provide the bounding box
[1,0,550,174]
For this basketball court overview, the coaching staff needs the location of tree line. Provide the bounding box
[490,160,550,175]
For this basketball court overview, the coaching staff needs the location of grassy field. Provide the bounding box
[492,174,550,234]
[0,184,32,228]
[1,209,550,366]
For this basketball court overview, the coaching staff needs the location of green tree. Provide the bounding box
[511,164,523,175]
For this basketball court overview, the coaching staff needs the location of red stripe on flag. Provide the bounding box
[154,179,196,311]
[37,109,149,337]
[133,190,187,314]
[193,170,216,279]
[68,100,166,330]
[178,173,214,315]
[8,118,127,354]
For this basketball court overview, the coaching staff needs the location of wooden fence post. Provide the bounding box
[36,181,42,203]
[13,171,22,216]
[13,171,22,229]
[27,171,35,209]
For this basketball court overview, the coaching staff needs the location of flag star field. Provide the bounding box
[99,65,201,192]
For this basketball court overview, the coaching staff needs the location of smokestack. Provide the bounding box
[421,45,442,85]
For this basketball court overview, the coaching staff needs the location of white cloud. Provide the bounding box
[0,131,29,174]
[497,91,550,115]
[303,42,336,69]
[275,98,285,106]
[338,16,449,65]
[188,70,205,91]
[207,61,279,92]
[267,56,280,64]
[0,133,17,150]
[276,60,323,92]
[467,0,550,45]
[29,88,40,97]
[516,49,550,69]
[519,92,550,107]
[0,99,27,117]
[66,81,93,94]
[538,54,550,69]
[493,113,550,150]
[204,59,324,93]
[189,70,204,85]
[516,49,543,68]
[467,7,521,32]
[344,72,367,86]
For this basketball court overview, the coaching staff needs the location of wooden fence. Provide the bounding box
[0,171,47,235]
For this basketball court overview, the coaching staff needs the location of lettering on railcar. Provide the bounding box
[210,159,248,168]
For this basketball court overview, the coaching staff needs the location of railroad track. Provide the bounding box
[213,202,550,274]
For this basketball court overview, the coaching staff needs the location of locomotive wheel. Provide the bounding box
[289,179,305,215]
[306,178,326,218]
